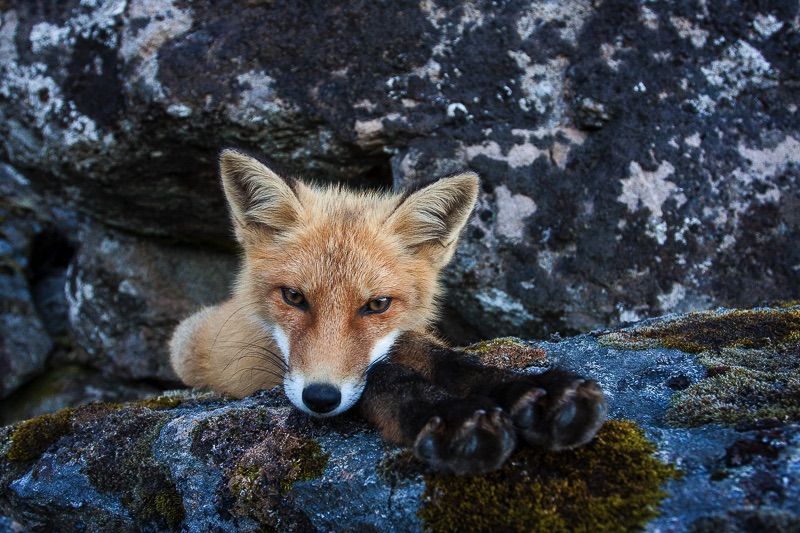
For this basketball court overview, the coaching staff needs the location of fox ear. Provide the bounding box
[219,149,302,243]
[387,173,480,267]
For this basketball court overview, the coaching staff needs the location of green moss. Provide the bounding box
[228,435,329,526]
[136,390,218,411]
[289,438,329,484]
[6,408,73,462]
[4,402,124,462]
[666,367,800,427]
[464,337,548,370]
[84,411,185,530]
[598,308,800,354]
[595,308,800,428]
[136,395,186,410]
[415,420,679,533]
[276,438,329,494]
[2,400,185,529]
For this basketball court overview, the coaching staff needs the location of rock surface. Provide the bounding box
[0,164,63,400]
[1,0,798,347]
[1,307,799,532]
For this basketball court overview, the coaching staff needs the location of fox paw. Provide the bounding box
[413,401,517,475]
[510,371,607,451]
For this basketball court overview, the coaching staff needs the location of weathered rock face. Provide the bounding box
[1,307,799,532]
[0,161,237,420]
[1,1,798,344]
[65,222,237,384]
[0,164,61,400]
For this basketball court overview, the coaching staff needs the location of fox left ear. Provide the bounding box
[387,173,480,267]
[219,149,303,246]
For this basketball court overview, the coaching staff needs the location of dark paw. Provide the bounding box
[510,371,607,450]
[413,401,517,475]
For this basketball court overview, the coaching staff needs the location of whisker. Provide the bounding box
[218,340,288,371]
[229,365,286,383]
[210,300,262,353]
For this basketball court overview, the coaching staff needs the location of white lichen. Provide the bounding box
[166,103,193,119]
[618,160,680,219]
[119,0,194,100]
[691,40,775,114]
[29,22,72,54]
[669,16,709,48]
[515,0,593,43]
[752,13,784,39]
[475,288,536,328]
[493,185,537,242]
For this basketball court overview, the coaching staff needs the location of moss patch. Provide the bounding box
[228,435,329,525]
[667,366,800,427]
[191,407,329,528]
[5,402,122,463]
[410,420,679,532]
[134,390,219,411]
[597,308,800,354]
[463,337,548,370]
[596,308,800,428]
[6,410,73,462]
[84,410,185,530]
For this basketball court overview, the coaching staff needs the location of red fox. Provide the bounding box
[170,149,606,474]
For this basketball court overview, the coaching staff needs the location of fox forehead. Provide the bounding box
[247,185,413,294]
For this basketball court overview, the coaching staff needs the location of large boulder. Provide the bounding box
[1,307,799,531]
[1,0,798,344]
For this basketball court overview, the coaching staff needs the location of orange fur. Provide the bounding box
[170,149,479,416]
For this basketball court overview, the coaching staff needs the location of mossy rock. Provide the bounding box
[597,308,800,354]
[4,402,122,463]
[2,401,186,530]
[597,308,800,428]
[463,337,548,370]
[412,420,679,532]
[667,366,800,427]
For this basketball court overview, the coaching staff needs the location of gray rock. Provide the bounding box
[0,365,161,426]
[0,164,53,399]
[1,307,798,532]
[65,222,237,383]
[0,1,797,342]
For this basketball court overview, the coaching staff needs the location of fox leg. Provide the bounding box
[358,360,517,475]
[362,333,606,472]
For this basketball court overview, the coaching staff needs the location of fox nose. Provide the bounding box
[302,383,341,414]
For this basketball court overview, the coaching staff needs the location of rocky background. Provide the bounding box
[1,0,799,530]
[1,0,799,410]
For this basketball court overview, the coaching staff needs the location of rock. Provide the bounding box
[1,307,798,532]
[1,1,798,341]
[65,222,238,384]
[0,164,55,399]
[0,365,161,426]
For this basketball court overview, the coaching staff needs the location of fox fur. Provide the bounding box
[170,149,606,474]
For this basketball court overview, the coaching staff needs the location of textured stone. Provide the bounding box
[66,222,237,383]
[0,164,54,399]
[1,307,798,532]
[0,1,797,343]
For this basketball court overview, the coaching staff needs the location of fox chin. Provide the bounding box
[170,149,607,474]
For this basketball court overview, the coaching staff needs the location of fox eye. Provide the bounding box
[363,297,392,315]
[281,287,307,309]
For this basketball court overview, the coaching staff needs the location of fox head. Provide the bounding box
[220,149,479,417]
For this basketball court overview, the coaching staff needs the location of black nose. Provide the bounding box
[302,383,341,414]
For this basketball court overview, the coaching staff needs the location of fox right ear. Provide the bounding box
[219,149,302,243]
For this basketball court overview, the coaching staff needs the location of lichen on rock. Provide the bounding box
[596,307,800,427]
[463,336,548,370]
